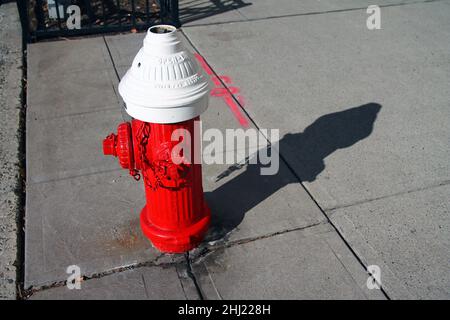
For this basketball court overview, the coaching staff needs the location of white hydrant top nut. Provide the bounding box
[118,25,211,124]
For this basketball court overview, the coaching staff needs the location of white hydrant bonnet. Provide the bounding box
[118,25,210,123]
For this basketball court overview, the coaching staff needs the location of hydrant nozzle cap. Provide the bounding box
[103,134,117,156]
[118,25,211,124]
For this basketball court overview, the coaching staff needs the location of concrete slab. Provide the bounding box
[179,0,248,26]
[29,265,189,300]
[183,1,450,299]
[104,33,145,68]
[231,0,335,21]
[26,108,124,184]
[0,2,22,299]
[27,36,112,81]
[27,68,120,120]
[25,169,162,288]
[182,1,450,210]
[201,155,327,244]
[329,183,450,299]
[26,34,122,122]
[25,34,182,289]
[193,223,386,299]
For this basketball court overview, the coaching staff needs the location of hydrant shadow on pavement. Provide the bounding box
[204,103,382,242]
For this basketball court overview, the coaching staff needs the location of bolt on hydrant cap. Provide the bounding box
[118,25,211,124]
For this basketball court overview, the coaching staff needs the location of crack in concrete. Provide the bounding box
[184,252,204,300]
[31,105,120,121]
[28,168,123,186]
[24,220,328,299]
[103,36,121,81]
[15,18,27,301]
[325,179,450,213]
[23,252,172,298]
[189,221,328,263]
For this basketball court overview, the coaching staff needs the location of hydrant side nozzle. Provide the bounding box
[102,122,135,172]
[116,122,134,170]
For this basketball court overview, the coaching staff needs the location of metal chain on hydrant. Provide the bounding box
[129,168,141,181]
[136,122,157,189]
[136,121,189,190]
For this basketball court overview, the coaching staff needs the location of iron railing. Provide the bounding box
[17,0,179,42]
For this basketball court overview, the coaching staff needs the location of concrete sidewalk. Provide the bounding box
[24,0,449,299]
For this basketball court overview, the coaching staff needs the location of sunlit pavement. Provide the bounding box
[24,0,450,299]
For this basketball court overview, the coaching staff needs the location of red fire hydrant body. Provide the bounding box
[104,118,210,253]
[103,25,211,253]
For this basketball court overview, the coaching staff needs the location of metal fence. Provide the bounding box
[17,0,180,42]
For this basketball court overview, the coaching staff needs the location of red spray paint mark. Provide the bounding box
[194,53,249,128]
[212,75,232,86]
[195,53,213,75]
[223,95,249,128]
[211,87,240,96]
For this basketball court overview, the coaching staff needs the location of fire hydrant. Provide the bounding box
[103,25,211,253]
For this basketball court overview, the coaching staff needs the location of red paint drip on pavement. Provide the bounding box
[194,53,249,128]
